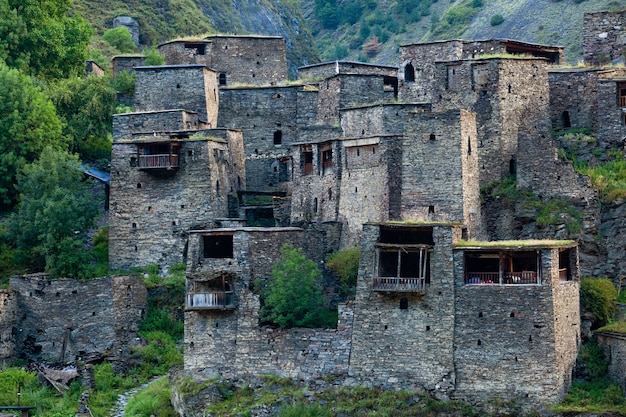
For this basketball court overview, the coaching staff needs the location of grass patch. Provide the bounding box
[581,277,618,325]
[124,376,177,417]
[577,158,626,204]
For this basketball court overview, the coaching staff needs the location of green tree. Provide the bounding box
[259,244,332,328]
[48,75,117,162]
[6,147,100,278]
[102,26,136,54]
[143,46,166,66]
[327,247,360,297]
[0,0,92,79]
[0,63,67,206]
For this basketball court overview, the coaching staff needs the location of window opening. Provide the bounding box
[404,63,415,82]
[619,84,626,107]
[558,248,572,281]
[467,137,472,155]
[273,130,282,145]
[184,43,206,55]
[321,148,333,174]
[203,235,234,258]
[313,198,318,213]
[428,205,435,214]
[464,250,539,285]
[562,111,571,128]
[219,73,227,86]
[303,149,313,175]
[399,298,408,309]
[429,133,436,141]
[509,158,517,175]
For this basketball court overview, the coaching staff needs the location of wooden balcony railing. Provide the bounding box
[138,154,179,169]
[465,271,538,285]
[373,277,426,292]
[186,292,234,310]
[620,96,626,107]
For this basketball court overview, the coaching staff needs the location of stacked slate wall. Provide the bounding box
[109,131,244,271]
[134,65,218,126]
[583,11,626,65]
[10,274,146,363]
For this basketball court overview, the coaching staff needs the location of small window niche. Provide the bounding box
[404,63,415,82]
[273,130,282,145]
[219,73,227,86]
[203,234,234,258]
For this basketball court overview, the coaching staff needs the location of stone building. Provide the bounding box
[583,10,626,65]
[158,35,288,87]
[106,33,597,408]
[9,274,146,364]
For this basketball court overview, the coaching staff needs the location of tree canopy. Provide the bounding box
[0,0,92,79]
[6,147,100,278]
[258,244,335,329]
[0,63,67,206]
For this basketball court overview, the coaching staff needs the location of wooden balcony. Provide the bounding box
[620,96,626,107]
[186,292,234,310]
[138,154,179,170]
[373,277,426,293]
[465,271,538,285]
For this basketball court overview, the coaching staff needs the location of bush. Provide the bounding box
[327,247,360,297]
[102,27,136,53]
[490,14,504,26]
[258,244,336,328]
[143,46,166,66]
[581,277,618,325]
[111,70,136,95]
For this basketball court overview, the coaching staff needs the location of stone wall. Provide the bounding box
[218,85,300,192]
[0,290,17,362]
[298,61,397,80]
[159,36,288,87]
[184,227,344,376]
[401,110,480,234]
[10,274,146,363]
[548,69,601,132]
[113,110,201,141]
[452,247,579,406]
[134,65,218,126]
[596,72,626,148]
[597,332,626,395]
[583,11,626,65]
[349,224,458,397]
[112,56,145,76]
[109,130,244,271]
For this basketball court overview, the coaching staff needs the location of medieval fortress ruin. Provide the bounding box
[3,9,626,410]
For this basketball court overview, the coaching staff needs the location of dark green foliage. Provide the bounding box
[0,0,92,79]
[6,147,100,278]
[143,46,166,66]
[258,244,336,329]
[111,70,136,95]
[581,277,618,325]
[0,64,66,206]
[47,75,116,161]
[429,0,483,40]
[327,247,360,297]
[102,26,136,53]
[490,14,504,25]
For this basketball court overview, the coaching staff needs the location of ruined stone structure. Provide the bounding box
[8,274,146,364]
[583,10,626,65]
[104,28,622,407]
[597,332,626,395]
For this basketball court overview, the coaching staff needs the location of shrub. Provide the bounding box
[581,277,618,324]
[102,27,136,53]
[143,46,166,66]
[111,70,136,95]
[490,14,504,26]
[327,247,360,297]
[258,244,336,328]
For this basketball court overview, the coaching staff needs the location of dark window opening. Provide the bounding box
[203,235,234,258]
[619,84,626,107]
[562,111,571,128]
[303,150,313,175]
[429,133,436,141]
[468,137,472,155]
[428,205,435,214]
[313,198,318,213]
[559,248,573,281]
[400,298,408,309]
[184,43,206,55]
[219,73,227,86]
[137,183,142,188]
[321,148,333,174]
[404,63,415,82]
[273,130,282,145]
[464,250,539,285]
[509,158,517,175]
[380,227,434,245]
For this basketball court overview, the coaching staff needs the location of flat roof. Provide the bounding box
[135,64,210,71]
[298,60,398,71]
[454,239,577,250]
[400,38,563,51]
